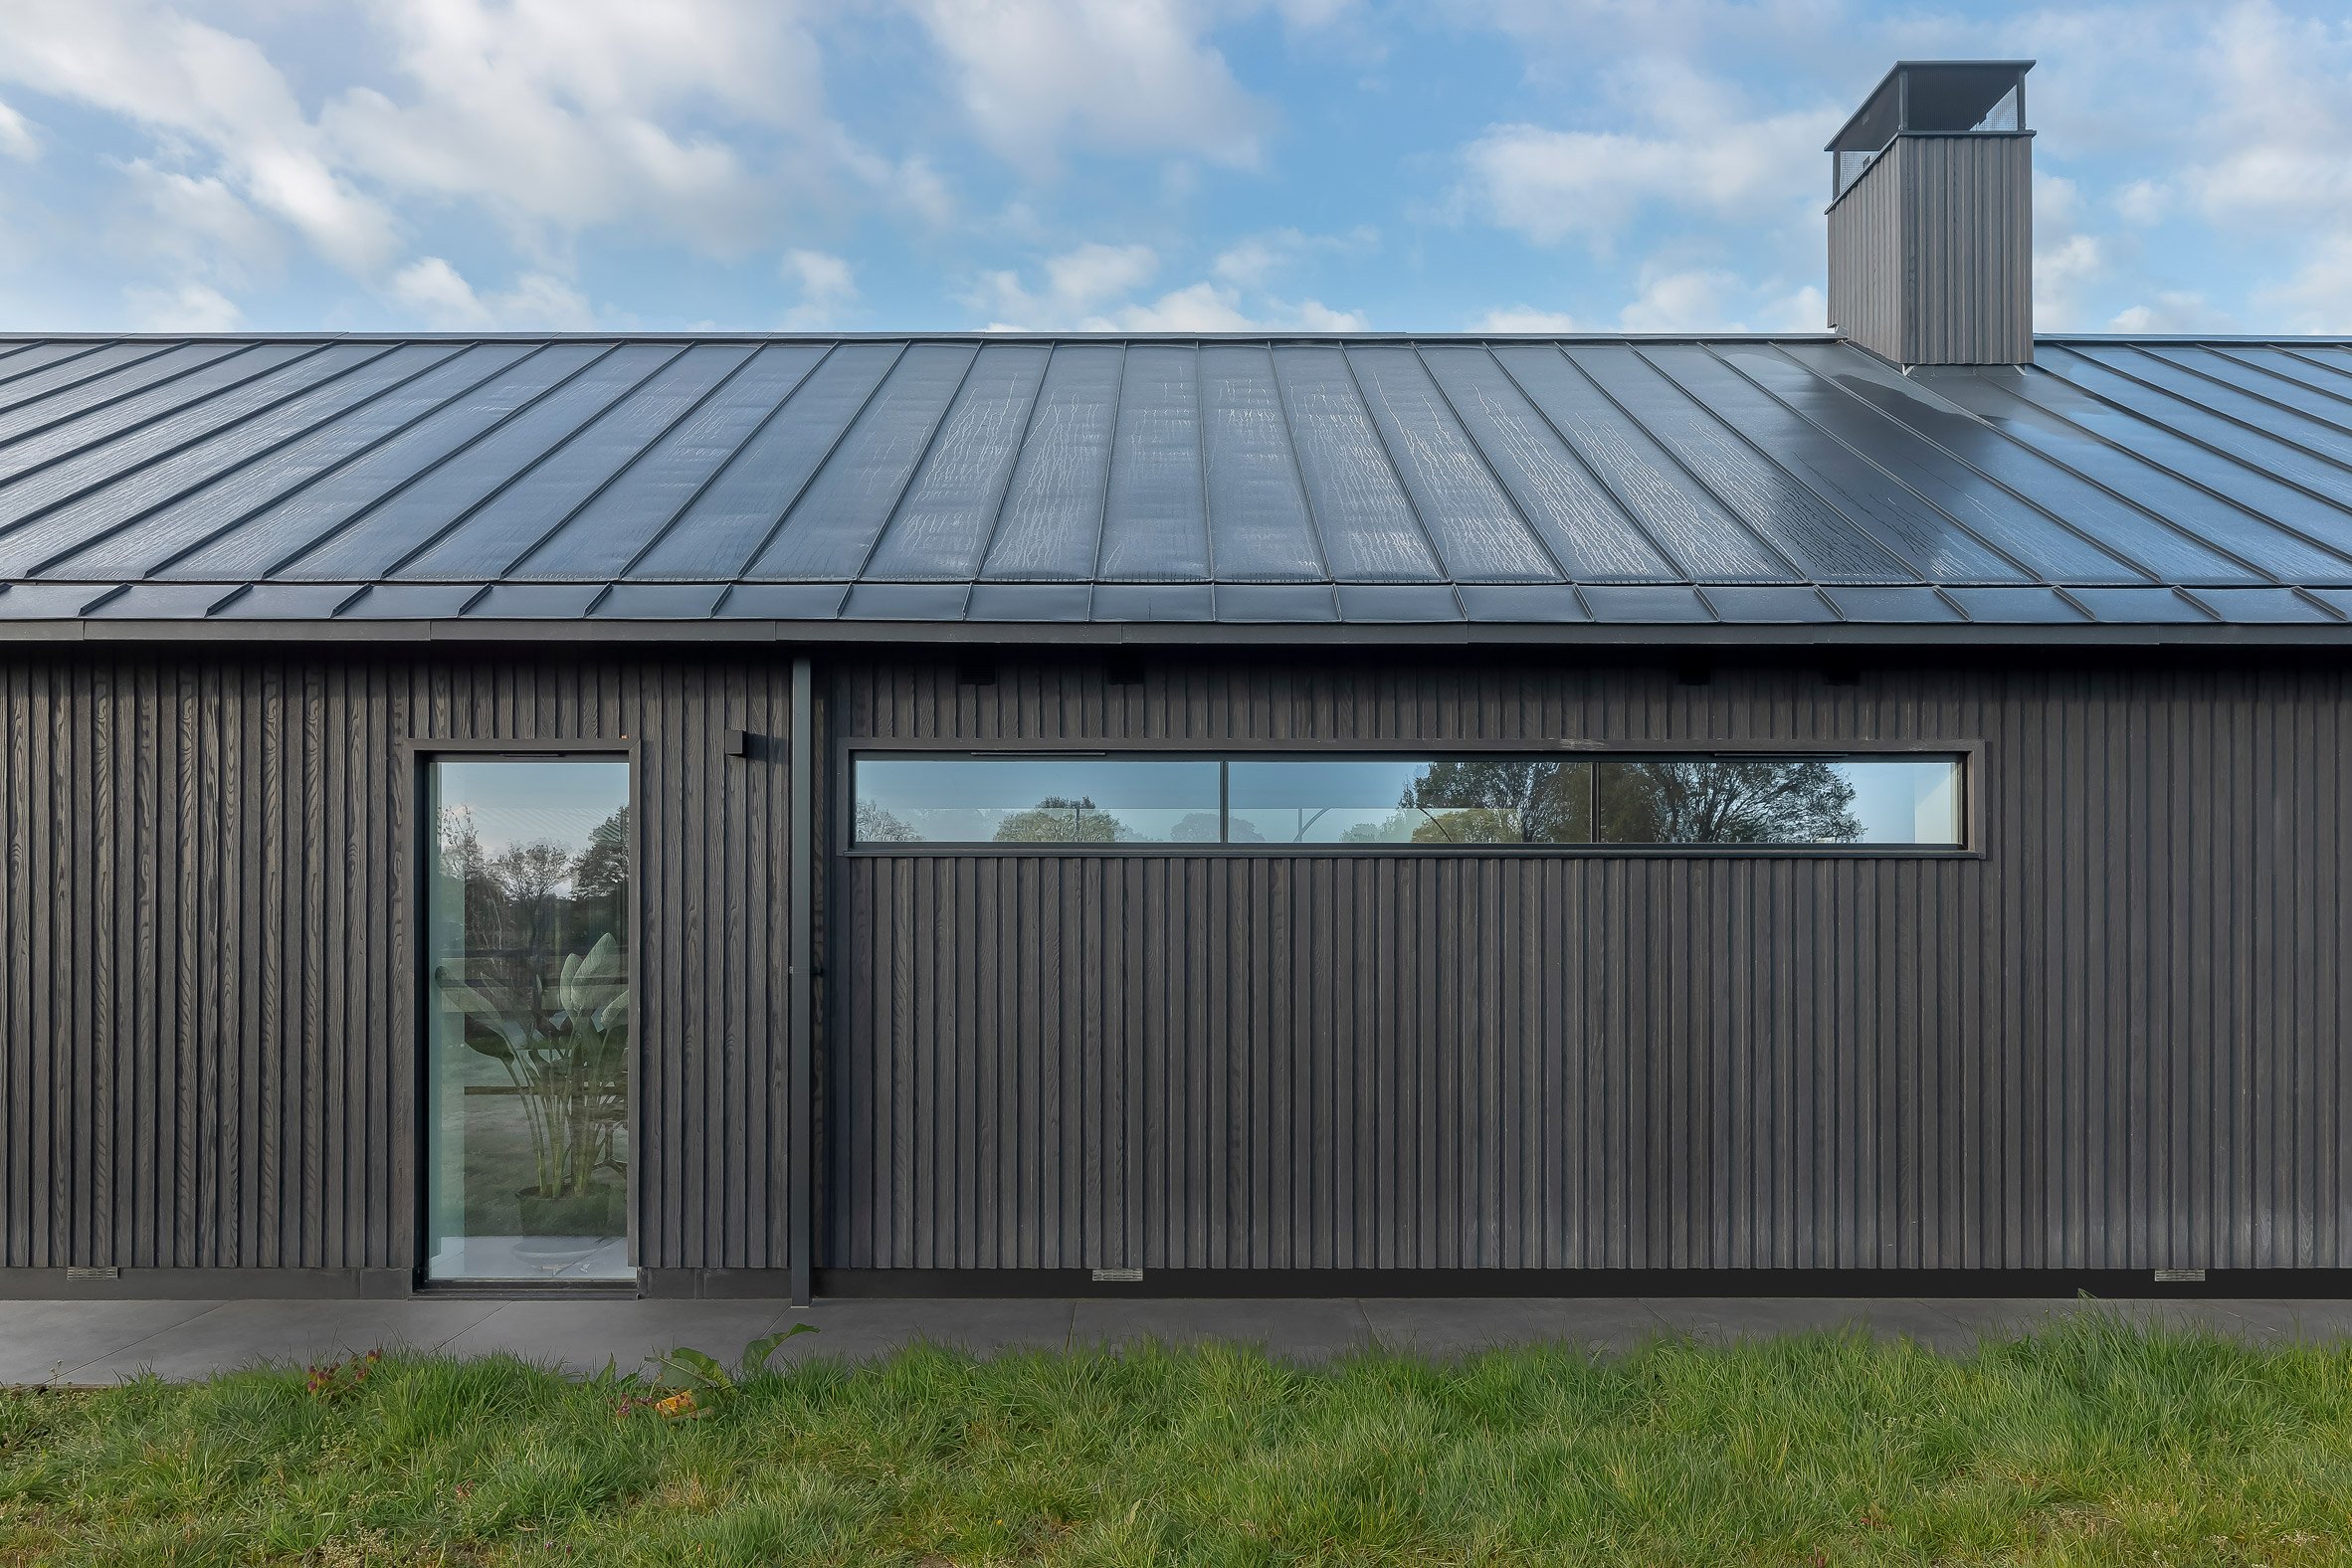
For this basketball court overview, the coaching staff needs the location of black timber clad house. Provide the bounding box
[7,61,2352,1301]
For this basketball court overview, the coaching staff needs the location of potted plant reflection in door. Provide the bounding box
[432,793,631,1275]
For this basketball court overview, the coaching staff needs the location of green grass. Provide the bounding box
[5,1310,2351,1565]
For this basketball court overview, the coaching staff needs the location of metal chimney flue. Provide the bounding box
[1826,61,2035,366]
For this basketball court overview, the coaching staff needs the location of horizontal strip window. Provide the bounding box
[853,753,1964,850]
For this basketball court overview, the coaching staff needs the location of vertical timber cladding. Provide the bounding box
[830,652,2352,1275]
[0,648,799,1276]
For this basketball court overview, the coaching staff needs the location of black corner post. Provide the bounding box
[788,655,816,1307]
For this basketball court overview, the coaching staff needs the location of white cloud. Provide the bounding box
[781,248,858,328]
[2032,174,2108,331]
[114,161,284,290]
[315,0,840,258]
[1210,226,1378,290]
[2112,178,2173,225]
[1457,101,1823,251]
[0,0,402,275]
[0,98,37,161]
[388,256,596,329]
[2108,291,2235,333]
[968,241,1160,328]
[1614,267,1819,332]
[969,239,1363,331]
[903,0,1271,172]
[123,281,242,331]
[2259,233,2352,333]
[1475,305,1579,332]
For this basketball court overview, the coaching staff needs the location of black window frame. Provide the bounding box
[838,736,1983,859]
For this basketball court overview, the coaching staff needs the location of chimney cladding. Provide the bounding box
[1825,61,2035,367]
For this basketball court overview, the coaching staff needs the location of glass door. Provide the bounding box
[425,756,633,1282]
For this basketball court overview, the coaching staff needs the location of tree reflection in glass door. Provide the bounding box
[426,758,632,1281]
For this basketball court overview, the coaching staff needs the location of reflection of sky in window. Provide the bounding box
[858,757,1221,843]
[437,760,630,858]
[1837,760,1960,844]
[1230,759,1442,844]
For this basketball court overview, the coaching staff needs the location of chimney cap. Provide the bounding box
[1825,60,2034,153]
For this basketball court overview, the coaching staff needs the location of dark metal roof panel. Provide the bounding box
[6,330,2352,637]
[978,343,1123,581]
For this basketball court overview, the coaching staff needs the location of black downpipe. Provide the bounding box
[789,656,816,1306]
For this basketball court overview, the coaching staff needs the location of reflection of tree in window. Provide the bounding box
[1170,811,1223,843]
[1399,758,1593,843]
[993,795,1132,843]
[1600,760,1862,844]
[856,800,921,843]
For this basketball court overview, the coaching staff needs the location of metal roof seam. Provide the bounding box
[2291,584,2350,621]
[2252,343,2352,408]
[963,341,1061,583]
[840,341,991,585]
[2165,585,2225,622]
[1548,342,1813,582]
[1193,342,1218,583]
[1951,365,2302,584]
[1401,340,1578,588]
[260,340,628,579]
[127,341,507,582]
[0,341,311,502]
[1930,585,1974,621]
[1475,341,1698,581]
[1693,339,2045,584]
[0,339,163,410]
[1759,340,2161,583]
[1080,341,1129,586]
[2,340,405,569]
[2152,344,2352,434]
[375,340,695,580]
[724,339,910,585]
[1631,341,1925,584]
[1329,341,1464,587]
[0,340,257,456]
[1262,340,1343,584]
[495,341,770,580]
[2100,343,2352,476]
[2032,345,2352,561]
[609,340,840,581]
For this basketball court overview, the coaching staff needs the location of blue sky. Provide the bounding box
[2,0,2349,337]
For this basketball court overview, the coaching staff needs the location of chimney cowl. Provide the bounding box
[1826,60,2036,368]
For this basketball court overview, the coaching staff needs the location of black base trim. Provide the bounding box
[813,1267,2352,1300]
[0,1268,413,1300]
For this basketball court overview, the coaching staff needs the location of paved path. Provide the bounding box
[6,1295,2352,1387]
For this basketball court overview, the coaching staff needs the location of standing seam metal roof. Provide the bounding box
[5,330,2352,636]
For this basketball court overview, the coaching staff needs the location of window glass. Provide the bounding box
[1596,757,1960,845]
[855,756,1223,844]
[1227,757,1594,845]
[427,758,632,1281]
[853,753,1963,850]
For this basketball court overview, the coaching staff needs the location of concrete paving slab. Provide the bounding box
[768,1298,1074,1361]
[0,1299,225,1385]
[1360,1296,1669,1356]
[1641,1296,1969,1348]
[59,1298,506,1385]
[2198,1298,2352,1342]
[1071,1297,1376,1362]
[438,1298,791,1375]
[1906,1296,2091,1340]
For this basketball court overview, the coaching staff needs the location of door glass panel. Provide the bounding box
[427,758,632,1281]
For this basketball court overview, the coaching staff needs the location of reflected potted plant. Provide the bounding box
[436,931,631,1260]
